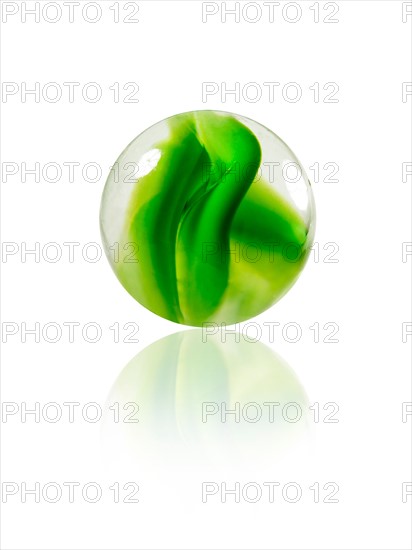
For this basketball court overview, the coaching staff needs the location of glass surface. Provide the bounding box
[103,330,309,468]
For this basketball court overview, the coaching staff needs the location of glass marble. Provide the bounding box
[100,110,315,326]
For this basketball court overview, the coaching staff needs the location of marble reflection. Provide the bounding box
[102,330,310,470]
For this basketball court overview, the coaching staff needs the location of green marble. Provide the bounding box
[100,111,314,325]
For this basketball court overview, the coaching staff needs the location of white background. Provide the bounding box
[1,1,411,549]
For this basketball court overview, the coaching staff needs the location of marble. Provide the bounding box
[100,111,315,325]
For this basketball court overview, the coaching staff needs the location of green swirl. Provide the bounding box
[115,112,309,326]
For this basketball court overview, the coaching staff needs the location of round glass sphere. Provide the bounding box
[100,110,315,326]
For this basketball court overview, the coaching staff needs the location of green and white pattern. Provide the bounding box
[100,111,315,326]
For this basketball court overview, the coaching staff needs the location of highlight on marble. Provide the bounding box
[100,110,315,326]
[102,330,310,469]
